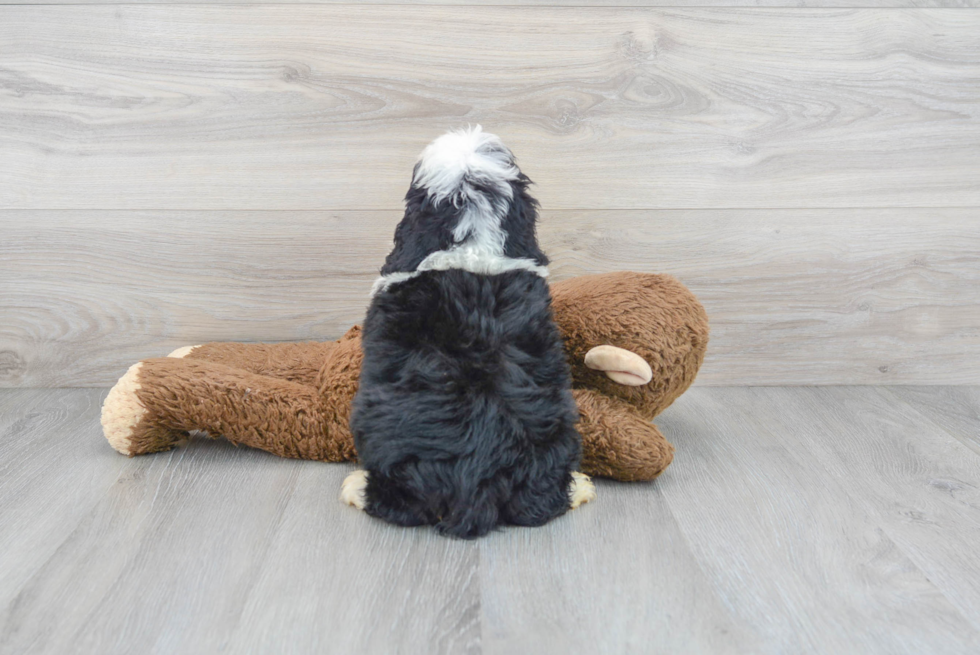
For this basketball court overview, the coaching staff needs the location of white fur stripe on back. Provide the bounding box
[370,247,549,297]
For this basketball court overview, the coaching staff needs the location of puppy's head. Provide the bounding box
[381,126,547,276]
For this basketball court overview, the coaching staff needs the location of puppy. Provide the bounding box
[343,126,595,538]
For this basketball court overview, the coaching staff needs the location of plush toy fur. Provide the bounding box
[102,271,708,482]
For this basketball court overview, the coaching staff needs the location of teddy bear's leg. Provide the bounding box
[101,357,356,462]
[573,388,675,482]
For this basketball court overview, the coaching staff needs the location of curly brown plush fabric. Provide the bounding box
[132,358,342,460]
[102,272,708,482]
[573,389,675,482]
[553,273,709,422]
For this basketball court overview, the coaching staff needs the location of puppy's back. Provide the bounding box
[354,268,579,538]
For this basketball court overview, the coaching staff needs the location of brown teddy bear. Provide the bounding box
[101,271,708,482]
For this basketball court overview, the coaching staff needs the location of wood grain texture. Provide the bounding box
[0,389,132,628]
[478,481,757,654]
[3,208,978,387]
[4,0,978,6]
[655,386,980,653]
[3,387,980,653]
[225,466,480,655]
[711,386,980,634]
[1,7,978,210]
[0,389,480,655]
[550,208,980,386]
[0,210,388,387]
[878,386,980,455]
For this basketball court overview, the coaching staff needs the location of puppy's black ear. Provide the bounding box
[381,182,458,276]
[501,175,548,266]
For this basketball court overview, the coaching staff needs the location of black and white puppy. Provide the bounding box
[341,126,595,539]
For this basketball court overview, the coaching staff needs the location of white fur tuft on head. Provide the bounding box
[414,125,519,207]
[371,127,546,297]
[413,125,520,256]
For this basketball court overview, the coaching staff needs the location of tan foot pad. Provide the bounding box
[569,471,597,509]
[167,345,201,359]
[340,469,369,510]
[101,362,148,456]
[584,345,653,386]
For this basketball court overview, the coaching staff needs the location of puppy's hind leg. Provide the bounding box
[503,471,584,527]
[340,468,430,528]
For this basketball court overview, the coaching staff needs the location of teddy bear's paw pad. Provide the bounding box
[584,345,653,386]
[167,345,201,359]
[101,362,148,456]
[340,469,369,510]
[569,471,597,509]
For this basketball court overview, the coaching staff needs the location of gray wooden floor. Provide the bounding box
[1,387,978,654]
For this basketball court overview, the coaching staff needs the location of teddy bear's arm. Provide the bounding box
[166,326,364,386]
[101,356,356,462]
[170,341,337,387]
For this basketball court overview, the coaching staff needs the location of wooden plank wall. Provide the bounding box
[1,4,978,387]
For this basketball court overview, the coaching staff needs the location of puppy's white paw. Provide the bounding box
[340,470,369,510]
[584,345,653,386]
[569,471,597,509]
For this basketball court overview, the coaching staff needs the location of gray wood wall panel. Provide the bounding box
[1,7,978,211]
[2,6,978,387]
[3,208,978,387]
[3,1,978,7]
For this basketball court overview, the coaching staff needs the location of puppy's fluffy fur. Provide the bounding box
[349,126,582,539]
